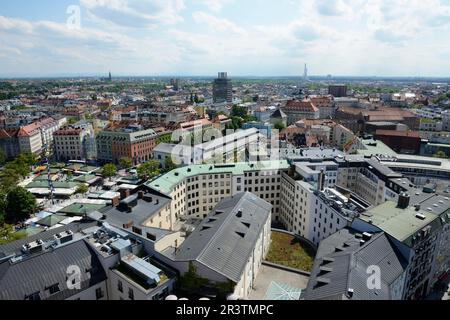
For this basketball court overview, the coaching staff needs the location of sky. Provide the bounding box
[1,0,450,77]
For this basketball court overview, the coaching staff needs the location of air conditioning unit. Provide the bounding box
[22,239,44,254]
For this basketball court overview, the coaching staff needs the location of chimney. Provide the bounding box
[138,191,144,199]
[397,192,410,209]
[120,189,130,200]
[127,205,133,213]
[347,288,354,299]
[112,196,120,207]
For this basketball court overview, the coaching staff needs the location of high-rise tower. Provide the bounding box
[303,64,308,81]
[213,72,233,104]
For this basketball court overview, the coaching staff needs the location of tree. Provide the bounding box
[0,149,6,166]
[0,224,27,245]
[0,168,20,193]
[119,157,133,169]
[433,151,448,159]
[231,105,248,119]
[164,157,177,172]
[75,184,89,196]
[179,262,210,292]
[274,121,286,131]
[137,161,160,181]
[102,163,117,180]
[0,191,6,224]
[5,187,37,224]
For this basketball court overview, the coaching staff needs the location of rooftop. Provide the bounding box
[304,229,407,300]
[146,160,290,195]
[103,188,171,229]
[360,196,450,246]
[172,192,272,283]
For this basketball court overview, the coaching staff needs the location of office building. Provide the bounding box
[213,72,233,104]
[328,84,348,98]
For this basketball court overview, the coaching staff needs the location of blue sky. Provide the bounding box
[1,0,450,77]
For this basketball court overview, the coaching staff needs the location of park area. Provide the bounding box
[266,231,316,272]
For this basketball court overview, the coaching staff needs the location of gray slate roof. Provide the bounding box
[173,192,272,283]
[304,228,407,300]
[0,239,107,300]
[0,220,98,257]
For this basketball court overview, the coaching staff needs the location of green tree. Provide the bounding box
[0,168,20,193]
[137,161,160,181]
[119,157,133,169]
[0,191,6,224]
[0,149,6,166]
[5,187,37,224]
[433,151,448,159]
[75,184,89,196]
[0,224,27,245]
[231,105,248,119]
[164,157,177,172]
[274,121,286,131]
[102,163,117,180]
[179,262,210,292]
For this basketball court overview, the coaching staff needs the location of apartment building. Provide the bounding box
[146,160,289,222]
[310,96,336,119]
[17,122,43,155]
[154,128,263,167]
[282,99,320,125]
[279,159,369,245]
[96,126,158,165]
[38,117,67,151]
[336,157,408,206]
[352,193,450,300]
[158,192,271,299]
[53,128,86,162]
[304,228,408,300]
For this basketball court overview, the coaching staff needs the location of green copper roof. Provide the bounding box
[146,160,290,195]
[360,200,448,246]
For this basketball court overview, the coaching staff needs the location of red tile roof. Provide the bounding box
[375,130,420,138]
[285,100,319,113]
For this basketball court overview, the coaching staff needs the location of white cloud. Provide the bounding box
[80,0,186,28]
[1,0,450,76]
[192,11,246,35]
[194,0,234,12]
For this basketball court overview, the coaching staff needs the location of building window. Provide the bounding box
[118,280,123,293]
[128,288,134,300]
[95,287,104,300]
[25,291,41,301]
[47,284,60,295]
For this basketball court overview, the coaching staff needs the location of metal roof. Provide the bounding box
[0,220,98,257]
[0,239,107,300]
[304,229,407,300]
[146,160,290,195]
[360,196,449,245]
[172,192,272,283]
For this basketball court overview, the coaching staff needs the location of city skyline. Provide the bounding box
[1,0,450,77]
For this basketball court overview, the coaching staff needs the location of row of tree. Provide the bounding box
[1,153,39,243]
[101,157,177,182]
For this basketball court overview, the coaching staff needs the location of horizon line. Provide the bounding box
[1,74,450,80]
